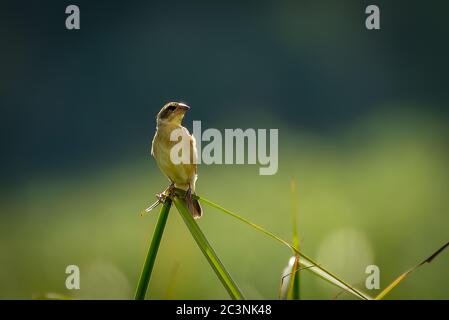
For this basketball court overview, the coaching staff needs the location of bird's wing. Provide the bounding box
[189,132,198,175]
[151,133,156,157]
[186,128,199,193]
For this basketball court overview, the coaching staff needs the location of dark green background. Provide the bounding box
[1,0,448,299]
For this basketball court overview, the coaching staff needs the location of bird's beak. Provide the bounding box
[177,103,190,111]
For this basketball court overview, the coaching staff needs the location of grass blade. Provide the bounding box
[375,241,449,300]
[291,178,299,249]
[279,255,302,300]
[173,196,245,300]
[289,255,300,300]
[195,193,372,300]
[135,200,172,300]
[290,178,300,300]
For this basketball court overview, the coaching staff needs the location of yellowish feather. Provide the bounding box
[152,101,202,219]
[152,123,198,192]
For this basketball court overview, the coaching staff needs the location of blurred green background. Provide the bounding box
[1,0,448,299]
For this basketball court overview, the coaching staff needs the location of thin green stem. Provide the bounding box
[291,255,301,300]
[172,188,371,300]
[135,200,171,300]
[173,196,245,300]
[196,194,372,300]
[290,178,300,300]
[290,178,299,250]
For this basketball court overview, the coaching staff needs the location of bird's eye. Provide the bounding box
[167,105,177,112]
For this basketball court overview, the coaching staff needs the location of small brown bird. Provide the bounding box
[151,102,202,218]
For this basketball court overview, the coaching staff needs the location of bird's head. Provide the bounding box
[156,101,190,126]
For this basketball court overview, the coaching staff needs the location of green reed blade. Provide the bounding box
[135,200,172,300]
[173,196,245,300]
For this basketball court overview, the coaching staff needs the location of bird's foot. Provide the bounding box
[155,192,166,203]
[156,182,176,203]
[166,182,175,196]
[141,183,175,217]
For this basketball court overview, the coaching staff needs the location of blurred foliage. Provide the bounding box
[1,110,448,299]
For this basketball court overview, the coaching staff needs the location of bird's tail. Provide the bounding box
[176,182,202,219]
[186,195,202,219]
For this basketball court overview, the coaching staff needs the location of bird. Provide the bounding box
[151,101,202,219]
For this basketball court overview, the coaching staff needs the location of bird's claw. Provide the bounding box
[141,183,176,217]
[156,192,167,203]
[158,183,175,202]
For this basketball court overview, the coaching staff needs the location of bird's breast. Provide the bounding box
[152,126,196,186]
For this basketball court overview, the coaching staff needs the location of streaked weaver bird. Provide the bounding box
[151,101,202,219]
